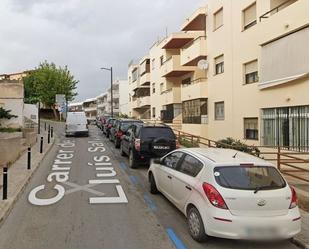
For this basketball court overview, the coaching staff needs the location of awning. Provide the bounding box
[258,72,309,90]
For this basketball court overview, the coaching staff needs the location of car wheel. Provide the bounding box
[120,142,126,156]
[187,206,208,242]
[149,173,159,194]
[129,150,138,169]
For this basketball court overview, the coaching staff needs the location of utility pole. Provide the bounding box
[110,67,113,118]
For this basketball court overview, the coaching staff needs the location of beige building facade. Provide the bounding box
[128,0,309,151]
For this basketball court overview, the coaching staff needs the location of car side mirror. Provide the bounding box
[153,158,163,165]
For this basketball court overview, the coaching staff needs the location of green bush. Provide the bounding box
[0,127,22,133]
[178,135,200,148]
[216,137,260,156]
[0,107,17,120]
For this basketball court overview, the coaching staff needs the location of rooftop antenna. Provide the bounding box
[232,152,238,158]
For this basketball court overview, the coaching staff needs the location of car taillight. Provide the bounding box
[176,139,180,149]
[135,139,141,151]
[202,183,228,209]
[289,186,298,209]
[117,131,123,138]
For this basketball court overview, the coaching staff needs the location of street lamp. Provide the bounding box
[100,67,113,118]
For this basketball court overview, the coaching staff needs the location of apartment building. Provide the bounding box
[82,98,97,119]
[68,102,83,112]
[96,79,129,116]
[128,0,309,151]
[96,92,108,115]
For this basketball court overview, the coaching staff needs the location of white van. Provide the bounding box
[65,112,89,137]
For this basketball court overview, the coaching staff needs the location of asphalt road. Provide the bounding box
[0,123,301,249]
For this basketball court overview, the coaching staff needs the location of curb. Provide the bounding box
[0,133,57,228]
[292,237,309,249]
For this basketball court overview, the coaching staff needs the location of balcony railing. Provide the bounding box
[182,77,207,87]
[161,87,181,105]
[259,0,298,21]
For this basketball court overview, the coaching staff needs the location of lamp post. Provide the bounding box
[100,67,113,118]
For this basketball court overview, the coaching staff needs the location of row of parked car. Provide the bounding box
[96,116,179,169]
[95,115,301,243]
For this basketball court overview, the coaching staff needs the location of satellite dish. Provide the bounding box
[197,59,209,70]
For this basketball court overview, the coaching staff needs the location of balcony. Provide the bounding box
[181,7,207,31]
[259,0,298,21]
[132,96,150,109]
[161,87,181,105]
[161,31,204,49]
[139,72,150,86]
[161,55,196,77]
[180,36,207,66]
[258,0,306,45]
[181,78,208,101]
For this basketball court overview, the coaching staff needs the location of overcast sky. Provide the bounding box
[0,0,206,101]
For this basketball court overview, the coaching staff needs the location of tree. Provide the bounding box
[24,61,78,119]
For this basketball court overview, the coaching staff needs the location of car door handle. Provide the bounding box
[185,186,192,191]
[167,175,172,179]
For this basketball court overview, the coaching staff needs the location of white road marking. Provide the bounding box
[63,181,105,196]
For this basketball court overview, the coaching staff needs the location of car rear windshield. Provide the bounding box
[140,127,175,139]
[214,166,286,191]
[120,121,141,131]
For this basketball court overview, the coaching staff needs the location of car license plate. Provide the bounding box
[245,226,279,239]
[153,145,170,150]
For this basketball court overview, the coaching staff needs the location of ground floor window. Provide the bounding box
[244,117,258,140]
[262,106,309,151]
[215,101,224,120]
[161,104,182,123]
[182,98,208,124]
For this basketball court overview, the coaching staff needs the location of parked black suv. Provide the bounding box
[109,119,143,148]
[120,123,178,168]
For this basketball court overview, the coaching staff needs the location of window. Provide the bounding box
[178,155,203,177]
[152,58,155,70]
[214,8,223,30]
[214,166,286,190]
[244,60,258,84]
[182,98,208,124]
[181,77,191,85]
[160,56,164,66]
[215,101,224,120]
[243,2,257,30]
[132,68,138,82]
[244,118,258,140]
[262,106,309,151]
[215,55,224,75]
[152,107,156,118]
[163,152,183,169]
[160,83,164,93]
[152,83,156,94]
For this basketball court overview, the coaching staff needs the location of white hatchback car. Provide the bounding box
[148,148,301,242]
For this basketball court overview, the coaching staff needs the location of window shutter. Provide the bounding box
[214,8,223,29]
[244,3,256,27]
[215,55,224,64]
[245,60,258,74]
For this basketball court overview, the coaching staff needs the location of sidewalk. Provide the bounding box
[0,128,55,226]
